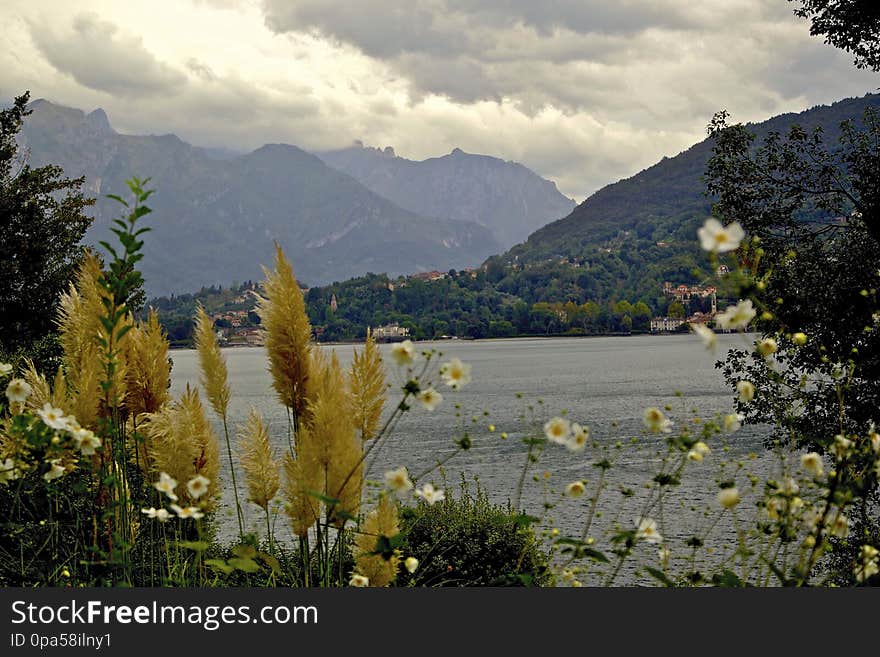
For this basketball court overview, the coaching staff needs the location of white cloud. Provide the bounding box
[28,12,186,96]
[0,0,876,202]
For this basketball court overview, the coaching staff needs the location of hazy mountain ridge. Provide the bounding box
[17,100,501,296]
[317,142,575,247]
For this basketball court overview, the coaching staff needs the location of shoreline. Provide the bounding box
[169,330,748,350]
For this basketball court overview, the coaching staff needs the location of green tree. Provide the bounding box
[710,4,880,577]
[0,91,94,366]
[668,301,686,318]
[790,0,880,71]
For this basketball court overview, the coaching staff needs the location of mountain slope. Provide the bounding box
[17,100,500,296]
[317,143,575,247]
[508,94,880,265]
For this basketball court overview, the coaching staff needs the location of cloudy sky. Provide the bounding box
[1,0,877,200]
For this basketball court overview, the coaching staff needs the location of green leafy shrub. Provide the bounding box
[398,480,550,587]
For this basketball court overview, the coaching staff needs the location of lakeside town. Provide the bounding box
[172,263,731,348]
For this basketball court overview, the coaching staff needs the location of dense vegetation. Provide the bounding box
[146,269,720,344]
[0,92,94,369]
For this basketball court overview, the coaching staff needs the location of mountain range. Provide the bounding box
[17,100,572,296]
[18,93,879,304]
[317,143,574,247]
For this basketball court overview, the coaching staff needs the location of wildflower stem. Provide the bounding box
[604,550,629,586]
[411,445,465,482]
[513,439,536,512]
[221,416,244,540]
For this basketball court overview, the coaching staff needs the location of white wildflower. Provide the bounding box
[73,428,101,456]
[349,573,370,587]
[718,487,741,509]
[831,434,853,460]
[691,323,717,351]
[800,452,824,477]
[544,416,571,445]
[635,518,663,544]
[390,340,415,367]
[868,426,880,453]
[186,475,211,499]
[154,472,179,502]
[716,299,756,331]
[141,507,171,522]
[0,457,21,483]
[698,218,745,253]
[37,403,73,431]
[736,380,755,403]
[417,387,443,411]
[566,423,589,452]
[42,458,65,482]
[828,511,849,538]
[439,358,472,389]
[855,545,879,583]
[384,467,414,494]
[5,378,31,404]
[724,413,744,433]
[756,337,777,357]
[644,407,673,434]
[170,504,204,520]
[414,483,445,505]
[687,441,711,462]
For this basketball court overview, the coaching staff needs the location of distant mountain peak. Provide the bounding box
[85,108,112,133]
[26,98,84,121]
[318,143,575,247]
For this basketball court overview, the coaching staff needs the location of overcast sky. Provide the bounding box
[1,0,877,200]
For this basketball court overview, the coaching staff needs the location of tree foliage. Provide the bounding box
[707,19,880,452]
[709,6,880,566]
[791,0,880,71]
[0,91,94,363]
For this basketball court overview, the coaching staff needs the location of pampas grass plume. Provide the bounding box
[354,494,400,587]
[239,407,280,512]
[349,329,386,442]
[259,243,312,418]
[194,304,230,418]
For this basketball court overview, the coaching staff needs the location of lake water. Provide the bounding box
[169,334,776,583]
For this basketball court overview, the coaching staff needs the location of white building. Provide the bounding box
[371,323,410,339]
[650,317,684,333]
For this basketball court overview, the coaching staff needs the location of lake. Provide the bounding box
[169,333,775,582]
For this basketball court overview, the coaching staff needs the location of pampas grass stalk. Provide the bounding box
[259,243,312,455]
[305,352,362,526]
[349,329,386,443]
[125,310,171,417]
[239,407,280,550]
[194,304,243,538]
[141,385,221,510]
[354,494,400,587]
[55,254,114,428]
[124,310,171,470]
